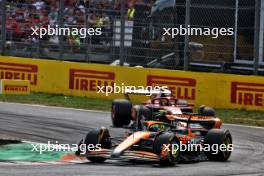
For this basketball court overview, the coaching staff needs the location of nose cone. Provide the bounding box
[111,150,121,158]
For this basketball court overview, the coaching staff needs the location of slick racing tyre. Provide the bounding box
[153,132,180,166]
[204,129,232,161]
[177,99,193,113]
[198,105,216,117]
[111,99,132,127]
[83,127,111,163]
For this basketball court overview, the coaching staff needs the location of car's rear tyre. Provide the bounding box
[111,99,132,127]
[204,129,232,161]
[198,106,215,117]
[153,132,180,166]
[83,127,111,163]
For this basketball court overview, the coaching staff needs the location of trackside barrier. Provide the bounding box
[0,56,264,111]
[0,79,30,95]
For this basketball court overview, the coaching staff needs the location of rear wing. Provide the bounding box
[124,88,171,99]
[167,114,222,129]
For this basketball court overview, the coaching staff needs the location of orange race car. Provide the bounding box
[76,113,232,166]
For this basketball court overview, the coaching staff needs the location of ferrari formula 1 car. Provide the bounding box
[76,113,232,166]
[110,89,204,127]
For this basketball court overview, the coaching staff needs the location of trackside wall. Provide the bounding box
[0,56,264,111]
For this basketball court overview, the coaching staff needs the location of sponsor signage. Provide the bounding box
[0,62,38,85]
[69,69,115,92]
[147,75,196,100]
[1,56,264,111]
[0,79,30,95]
[231,82,264,107]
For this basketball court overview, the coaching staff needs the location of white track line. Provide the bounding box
[0,160,88,166]
[0,101,109,114]
[224,123,264,129]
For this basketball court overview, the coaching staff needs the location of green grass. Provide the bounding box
[216,109,264,127]
[0,93,112,111]
[0,93,263,127]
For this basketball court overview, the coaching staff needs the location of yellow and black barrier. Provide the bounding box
[0,56,263,111]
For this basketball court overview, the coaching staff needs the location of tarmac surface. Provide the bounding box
[0,102,263,176]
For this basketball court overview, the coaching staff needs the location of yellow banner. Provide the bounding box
[0,79,30,95]
[0,56,264,111]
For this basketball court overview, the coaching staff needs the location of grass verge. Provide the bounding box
[216,109,264,127]
[0,92,263,127]
[0,93,111,111]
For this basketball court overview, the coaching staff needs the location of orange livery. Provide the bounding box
[76,103,232,165]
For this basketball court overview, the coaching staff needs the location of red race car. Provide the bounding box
[111,89,215,128]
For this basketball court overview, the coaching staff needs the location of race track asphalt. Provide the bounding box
[0,102,263,176]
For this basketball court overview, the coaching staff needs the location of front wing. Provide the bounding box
[80,149,160,162]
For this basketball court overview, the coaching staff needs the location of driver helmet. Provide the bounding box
[160,99,169,106]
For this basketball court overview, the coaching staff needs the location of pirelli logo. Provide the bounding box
[4,85,28,92]
[231,82,264,106]
[0,62,38,85]
[147,75,196,100]
[69,69,115,91]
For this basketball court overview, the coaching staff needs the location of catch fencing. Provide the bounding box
[0,0,263,75]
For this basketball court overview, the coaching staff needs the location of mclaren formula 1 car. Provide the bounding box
[76,113,232,166]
